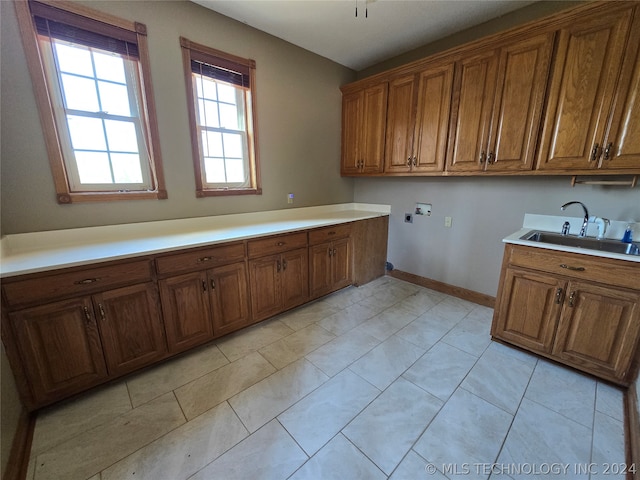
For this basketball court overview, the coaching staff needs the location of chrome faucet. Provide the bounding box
[561,201,589,237]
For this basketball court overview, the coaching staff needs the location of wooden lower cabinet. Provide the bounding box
[159,262,250,353]
[9,297,108,406]
[249,248,309,322]
[310,238,352,299]
[492,245,640,385]
[159,271,214,353]
[492,268,563,354]
[208,262,250,336]
[552,281,640,380]
[2,216,389,410]
[9,282,167,405]
[94,283,167,377]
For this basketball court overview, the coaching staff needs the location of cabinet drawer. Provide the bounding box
[156,242,245,276]
[247,232,308,258]
[507,245,640,290]
[308,224,351,245]
[3,260,153,308]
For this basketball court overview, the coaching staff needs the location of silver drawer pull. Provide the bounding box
[560,264,585,272]
[74,278,100,285]
[276,241,286,246]
[198,256,213,262]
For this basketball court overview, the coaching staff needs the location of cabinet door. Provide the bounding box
[600,11,640,170]
[331,237,352,291]
[384,74,416,173]
[492,268,564,354]
[341,90,363,174]
[159,271,213,354]
[447,49,499,172]
[553,281,640,380]
[362,83,389,173]
[309,242,333,299]
[537,8,633,170]
[9,297,107,404]
[281,248,309,311]
[487,33,554,171]
[249,254,282,322]
[413,63,453,172]
[94,283,167,377]
[209,262,250,336]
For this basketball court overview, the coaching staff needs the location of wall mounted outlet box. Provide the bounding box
[287,193,294,204]
[444,216,452,227]
[415,203,432,216]
[404,213,413,223]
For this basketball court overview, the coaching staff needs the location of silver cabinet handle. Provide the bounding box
[74,278,100,285]
[590,143,600,162]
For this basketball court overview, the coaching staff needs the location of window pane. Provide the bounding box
[204,157,226,183]
[223,133,243,158]
[201,130,223,157]
[98,81,131,116]
[105,120,138,152]
[226,158,245,183]
[54,42,93,77]
[217,83,236,104]
[61,74,100,112]
[67,115,106,150]
[111,153,143,183]
[198,99,219,128]
[75,151,112,183]
[219,103,239,130]
[195,75,217,101]
[93,51,126,83]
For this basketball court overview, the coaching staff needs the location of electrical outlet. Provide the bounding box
[404,213,413,224]
[287,193,294,204]
[444,216,452,227]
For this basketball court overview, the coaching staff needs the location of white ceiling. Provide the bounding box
[192,0,536,71]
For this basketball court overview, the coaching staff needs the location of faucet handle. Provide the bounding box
[561,221,570,236]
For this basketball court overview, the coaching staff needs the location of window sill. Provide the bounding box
[57,190,168,204]
[196,188,262,198]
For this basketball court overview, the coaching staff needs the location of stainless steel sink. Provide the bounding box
[521,231,640,256]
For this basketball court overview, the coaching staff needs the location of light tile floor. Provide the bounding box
[26,276,627,480]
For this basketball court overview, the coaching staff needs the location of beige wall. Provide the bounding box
[0,0,356,234]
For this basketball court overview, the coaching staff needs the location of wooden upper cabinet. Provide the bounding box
[385,63,453,173]
[536,7,635,171]
[600,10,640,170]
[447,49,498,172]
[385,75,416,173]
[341,83,388,175]
[487,33,554,171]
[447,33,553,172]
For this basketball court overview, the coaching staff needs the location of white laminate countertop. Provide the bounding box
[503,214,640,263]
[0,203,391,278]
